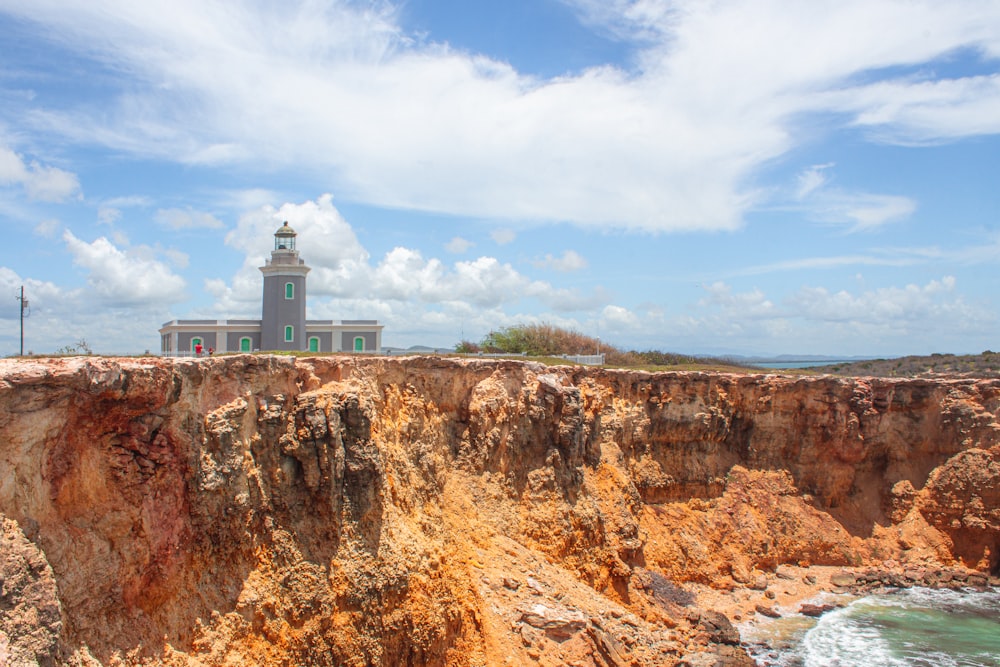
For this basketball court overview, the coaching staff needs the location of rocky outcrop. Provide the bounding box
[0,516,62,666]
[0,355,997,666]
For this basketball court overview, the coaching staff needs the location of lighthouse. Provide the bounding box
[159,219,381,355]
[260,222,310,351]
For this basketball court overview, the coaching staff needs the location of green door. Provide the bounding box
[354,337,364,352]
[240,338,251,352]
[308,337,319,352]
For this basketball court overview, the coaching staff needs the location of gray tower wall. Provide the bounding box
[261,273,308,350]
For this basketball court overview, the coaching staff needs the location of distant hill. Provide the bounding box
[812,351,1000,378]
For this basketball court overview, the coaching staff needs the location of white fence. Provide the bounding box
[557,354,605,366]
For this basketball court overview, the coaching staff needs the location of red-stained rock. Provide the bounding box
[0,355,997,666]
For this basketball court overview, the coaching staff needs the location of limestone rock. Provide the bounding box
[518,604,587,637]
[0,516,62,667]
[0,355,996,666]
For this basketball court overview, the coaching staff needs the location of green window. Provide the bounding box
[284,326,294,342]
[353,336,364,352]
[240,337,251,352]
[308,337,319,352]
[285,282,294,299]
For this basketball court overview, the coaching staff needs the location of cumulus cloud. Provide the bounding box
[785,276,964,323]
[445,236,474,253]
[601,304,641,329]
[532,250,588,272]
[0,266,167,355]
[698,282,777,319]
[62,230,186,306]
[491,229,517,245]
[666,275,993,355]
[0,266,65,319]
[0,145,81,202]
[212,195,610,329]
[225,194,371,301]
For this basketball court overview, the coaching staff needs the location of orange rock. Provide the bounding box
[0,355,996,665]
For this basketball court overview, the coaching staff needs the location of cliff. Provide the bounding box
[0,355,997,666]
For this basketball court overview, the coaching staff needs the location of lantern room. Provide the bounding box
[274,221,296,251]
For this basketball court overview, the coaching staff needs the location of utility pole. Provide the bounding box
[17,286,29,356]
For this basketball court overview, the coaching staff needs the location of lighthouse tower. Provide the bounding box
[260,222,310,351]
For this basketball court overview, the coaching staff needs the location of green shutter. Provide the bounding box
[285,282,294,299]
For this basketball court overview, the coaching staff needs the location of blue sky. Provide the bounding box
[1,0,999,357]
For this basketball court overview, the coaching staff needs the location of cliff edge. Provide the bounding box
[0,355,997,666]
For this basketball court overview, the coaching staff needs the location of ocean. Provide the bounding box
[742,587,1000,666]
[750,360,857,370]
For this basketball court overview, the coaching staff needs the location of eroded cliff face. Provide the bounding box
[0,355,997,666]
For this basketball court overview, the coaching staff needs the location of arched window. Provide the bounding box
[285,282,294,300]
[240,337,252,352]
[308,337,319,352]
[284,326,294,342]
[353,336,364,352]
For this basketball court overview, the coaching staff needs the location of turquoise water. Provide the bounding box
[744,588,1000,666]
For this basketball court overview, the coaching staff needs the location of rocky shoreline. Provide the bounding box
[722,564,1000,666]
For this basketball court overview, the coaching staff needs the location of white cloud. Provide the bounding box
[491,229,517,245]
[370,250,549,308]
[698,282,777,319]
[840,75,1000,144]
[162,247,190,268]
[222,194,370,304]
[62,230,186,306]
[98,206,122,225]
[155,207,225,229]
[0,266,170,355]
[661,275,994,355]
[445,236,474,253]
[790,164,917,230]
[211,195,611,331]
[97,195,151,225]
[601,304,641,329]
[785,276,965,324]
[0,266,65,319]
[4,1,999,230]
[33,219,60,237]
[795,163,834,200]
[0,145,81,202]
[839,194,917,230]
[532,250,588,272]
